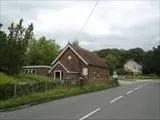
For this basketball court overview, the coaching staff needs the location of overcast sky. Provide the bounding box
[1,0,159,50]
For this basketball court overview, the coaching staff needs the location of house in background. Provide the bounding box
[124,59,142,75]
[22,65,51,76]
[48,43,108,83]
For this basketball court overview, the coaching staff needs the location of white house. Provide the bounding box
[124,60,142,75]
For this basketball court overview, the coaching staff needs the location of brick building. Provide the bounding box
[22,65,51,76]
[48,43,108,83]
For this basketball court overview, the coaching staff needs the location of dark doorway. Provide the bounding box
[55,71,60,80]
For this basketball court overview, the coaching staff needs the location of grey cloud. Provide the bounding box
[0,0,159,51]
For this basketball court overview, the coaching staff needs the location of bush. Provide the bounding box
[115,68,133,75]
[0,80,68,100]
[15,73,53,82]
[0,72,16,84]
[0,83,14,100]
[0,81,113,109]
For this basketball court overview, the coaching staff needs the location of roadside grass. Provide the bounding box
[118,74,160,81]
[0,72,54,84]
[0,73,16,84]
[14,73,54,82]
[133,75,160,80]
[0,80,113,109]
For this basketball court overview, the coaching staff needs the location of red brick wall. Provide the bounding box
[50,47,108,83]
[58,47,86,72]
[23,67,50,76]
[88,66,108,83]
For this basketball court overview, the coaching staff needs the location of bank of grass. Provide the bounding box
[0,73,15,84]
[134,75,160,80]
[124,75,160,80]
[0,80,113,110]
[0,72,54,84]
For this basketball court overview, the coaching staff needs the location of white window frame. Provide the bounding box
[26,69,36,74]
[54,70,63,81]
[82,68,88,76]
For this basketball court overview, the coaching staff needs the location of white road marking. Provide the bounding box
[140,85,143,88]
[143,83,149,87]
[134,86,141,90]
[126,90,133,95]
[110,96,123,103]
[79,108,101,120]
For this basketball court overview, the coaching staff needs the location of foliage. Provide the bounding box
[133,75,160,79]
[0,80,112,109]
[104,53,119,74]
[95,46,160,76]
[0,72,53,84]
[26,36,60,65]
[0,80,64,100]
[0,24,7,72]
[125,48,145,64]
[15,73,53,82]
[0,19,33,75]
[142,45,160,75]
[0,72,16,84]
[72,40,79,46]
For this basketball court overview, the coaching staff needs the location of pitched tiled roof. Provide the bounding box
[71,44,106,67]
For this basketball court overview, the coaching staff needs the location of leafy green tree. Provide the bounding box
[105,53,119,74]
[1,19,33,75]
[125,48,145,64]
[27,36,60,65]
[0,24,7,71]
[143,45,160,75]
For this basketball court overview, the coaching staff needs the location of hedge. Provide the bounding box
[0,81,69,100]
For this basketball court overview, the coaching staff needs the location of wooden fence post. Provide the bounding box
[14,83,17,98]
[45,80,47,92]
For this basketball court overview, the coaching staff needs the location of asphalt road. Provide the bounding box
[0,80,160,120]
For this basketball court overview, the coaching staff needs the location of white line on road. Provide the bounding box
[126,90,133,95]
[143,83,149,87]
[110,96,123,103]
[140,85,143,88]
[134,86,141,90]
[79,108,101,120]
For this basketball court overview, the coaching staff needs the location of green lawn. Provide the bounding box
[0,80,113,110]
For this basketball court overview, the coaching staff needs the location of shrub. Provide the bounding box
[0,83,14,100]
[15,73,53,82]
[0,72,16,84]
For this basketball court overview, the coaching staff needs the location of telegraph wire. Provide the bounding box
[74,0,100,40]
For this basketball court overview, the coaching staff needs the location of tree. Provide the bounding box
[125,48,145,64]
[72,40,79,46]
[0,24,7,71]
[105,53,119,74]
[143,45,160,75]
[1,19,33,75]
[26,36,60,65]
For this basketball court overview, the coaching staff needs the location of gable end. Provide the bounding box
[51,44,88,66]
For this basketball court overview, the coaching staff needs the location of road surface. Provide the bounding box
[0,80,160,120]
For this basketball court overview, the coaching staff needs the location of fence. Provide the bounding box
[0,80,79,100]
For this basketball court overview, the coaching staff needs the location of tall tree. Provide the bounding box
[143,45,160,75]
[0,24,7,71]
[126,48,145,64]
[2,19,33,75]
[26,36,60,65]
[72,40,79,46]
[105,53,119,74]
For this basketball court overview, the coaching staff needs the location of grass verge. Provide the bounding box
[0,80,113,110]
[123,75,160,80]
